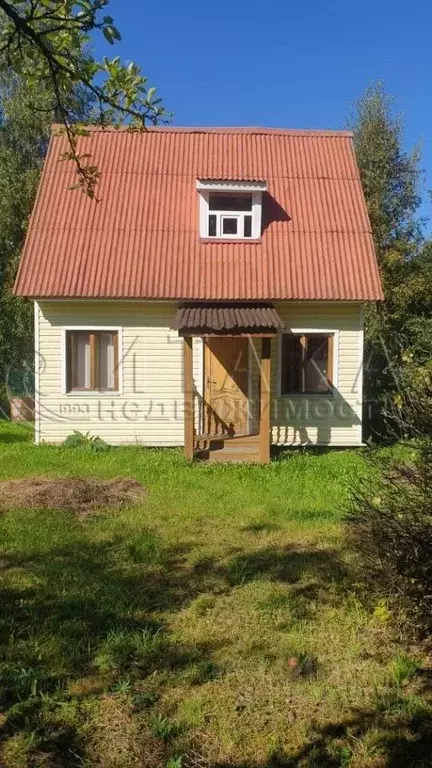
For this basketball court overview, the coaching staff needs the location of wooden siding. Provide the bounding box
[250,303,364,446]
[35,300,363,448]
[36,301,202,445]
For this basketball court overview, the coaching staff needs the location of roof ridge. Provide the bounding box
[51,124,353,138]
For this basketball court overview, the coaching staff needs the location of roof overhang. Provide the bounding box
[196,179,267,192]
[172,303,284,336]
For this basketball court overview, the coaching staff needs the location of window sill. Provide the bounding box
[200,237,262,244]
[65,391,121,397]
[279,391,335,398]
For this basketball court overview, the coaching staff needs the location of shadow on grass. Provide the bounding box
[0,429,32,444]
[1,528,430,767]
[270,445,348,461]
[284,706,432,768]
[0,533,349,765]
[208,704,432,766]
[0,538,219,765]
[224,545,347,586]
[242,521,281,534]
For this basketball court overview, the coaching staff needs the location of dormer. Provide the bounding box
[196,179,267,240]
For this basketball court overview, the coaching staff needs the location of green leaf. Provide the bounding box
[103,24,121,44]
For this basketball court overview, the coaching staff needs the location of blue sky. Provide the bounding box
[101,0,431,228]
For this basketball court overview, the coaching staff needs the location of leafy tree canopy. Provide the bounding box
[0,72,93,398]
[0,1,168,196]
[0,2,166,395]
[350,83,423,271]
[348,84,430,423]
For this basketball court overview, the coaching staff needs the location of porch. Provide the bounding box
[194,432,261,463]
[173,304,284,464]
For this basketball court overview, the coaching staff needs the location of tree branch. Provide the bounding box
[0,0,169,195]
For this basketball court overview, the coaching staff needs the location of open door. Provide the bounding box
[204,337,249,436]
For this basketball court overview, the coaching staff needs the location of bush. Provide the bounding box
[63,430,110,453]
[346,373,432,638]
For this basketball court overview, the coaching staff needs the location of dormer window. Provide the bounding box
[197,180,266,240]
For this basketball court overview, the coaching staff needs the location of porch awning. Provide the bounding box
[172,303,284,335]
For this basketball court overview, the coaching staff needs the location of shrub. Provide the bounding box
[346,375,432,638]
[63,430,109,453]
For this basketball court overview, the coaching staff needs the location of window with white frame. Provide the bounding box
[208,193,253,238]
[65,330,119,392]
[197,180,266,240]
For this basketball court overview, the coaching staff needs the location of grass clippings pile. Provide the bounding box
[0,476,146,517]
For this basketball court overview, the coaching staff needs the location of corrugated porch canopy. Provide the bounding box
[172,303,284,336]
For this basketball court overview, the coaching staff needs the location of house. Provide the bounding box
[14,126,383,463]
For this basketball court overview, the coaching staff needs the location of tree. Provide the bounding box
[0,1,167,394]
[350,83,422,269]
[348,84,425,431]
[0,75,92,401]
[0,1,168,196]
[0,78,48,400]
[346,87,432,641]
[386,239,432,386]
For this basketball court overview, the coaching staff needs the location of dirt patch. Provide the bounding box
[0,477,146,517]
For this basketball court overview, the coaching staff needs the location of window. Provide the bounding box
[66,330,119,392]
[196,180,267,240]
[280,334,334,395]
[207,192,253,238]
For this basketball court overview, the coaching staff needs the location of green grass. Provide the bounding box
[0,421,431,768]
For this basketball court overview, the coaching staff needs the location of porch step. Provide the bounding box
[207,451,260,464]
[194,433,261,463]
[195,450,261,463]
[195,433,259,448]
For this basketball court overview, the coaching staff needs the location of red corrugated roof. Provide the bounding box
[14,126,383,301]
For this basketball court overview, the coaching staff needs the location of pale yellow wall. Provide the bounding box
[35,300,364,447]
[250,302,364,446]
[35,301,203,445]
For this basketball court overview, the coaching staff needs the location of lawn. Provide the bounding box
[0,421,431,768]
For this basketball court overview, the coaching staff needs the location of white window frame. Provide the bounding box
[196,180,266,240]
[210,210,249,239]
[277,329,339,397]
[61,326,123,396]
